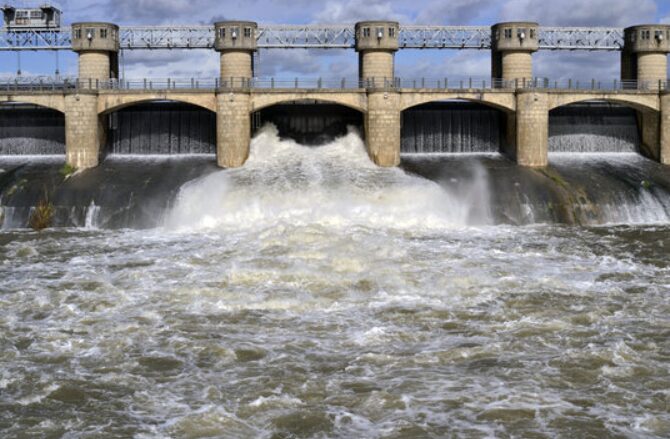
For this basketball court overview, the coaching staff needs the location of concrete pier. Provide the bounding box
[216,93,251,168]
[366,91,401,166]
[64,93,101,169]
[516,91,549,167]
[661,93,670,165]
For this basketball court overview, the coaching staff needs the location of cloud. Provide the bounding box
[500,0,657,26]
[255,49,325,76]
[396,51,491,79]
[120,50,219,78]
[533,52,620,82]
[415,0,496,25]
[313,0,409,23]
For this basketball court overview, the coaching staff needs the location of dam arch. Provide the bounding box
[252,99,365,146]
[98,94,218,115]
[104,100,217,155]
[250,93,368,114]
[400,99,510,154]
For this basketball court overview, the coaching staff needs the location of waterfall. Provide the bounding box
[0,105,65,155]
[549,102,640,153]
[401,102,504,154]
[107,102,216,155]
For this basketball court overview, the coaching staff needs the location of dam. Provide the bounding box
[1,8,670,439]
[0,21,669,169]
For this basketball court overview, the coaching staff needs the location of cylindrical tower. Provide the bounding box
[215,21,258,87]
[491,22,539,86]
[71,22,119,82]
[355,21,399,87]
[623,25,670,89]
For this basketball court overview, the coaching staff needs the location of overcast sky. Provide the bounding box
[2,0,670,80]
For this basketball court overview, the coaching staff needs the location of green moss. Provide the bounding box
[59,163,77,179]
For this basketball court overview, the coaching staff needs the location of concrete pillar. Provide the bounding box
[365,91,400,166]
[216,92,251,167]
[491,22,539,86]
[71,22,119,82]
[639,110,661,161]
[65,93,101,169]
[515,91,548,167]
[622,25,670,89]
[661,93,670,164]
[215,21,257,87]
[355,21,399,87]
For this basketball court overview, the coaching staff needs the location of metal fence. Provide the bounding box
[0,76,666,92]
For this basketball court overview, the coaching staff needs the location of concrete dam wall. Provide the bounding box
[0,101,646,157]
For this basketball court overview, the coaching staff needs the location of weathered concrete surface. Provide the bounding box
[65,93,101,169]
[399,90,516,112]
[637,111,660,161]
[78,51,112,81]
[2,87,669,169]
[220,51,254,80]
[660,93,670,165]
[250,90,368,113]
[359,51,394,83]
[500,51,533,82]
[637,53,668,89]
[366,92,400,167]
[217,92,251,167]
[97,91,217,114]
[547,91,659,112]
[0,94,66,113]
[516,91,548,167]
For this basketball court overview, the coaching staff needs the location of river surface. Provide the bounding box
[1,128,670,438]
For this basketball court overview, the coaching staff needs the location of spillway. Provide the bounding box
[107,102,216,155]
[401,102,504,153]
[549,102,640,153]
[0,105,65,155]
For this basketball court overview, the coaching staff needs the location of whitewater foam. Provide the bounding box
[165,125,492,232]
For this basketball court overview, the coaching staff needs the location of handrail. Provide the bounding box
[0,76,666,92]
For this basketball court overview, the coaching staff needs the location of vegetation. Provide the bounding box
[29,196,55,231]
[60,163,77,179]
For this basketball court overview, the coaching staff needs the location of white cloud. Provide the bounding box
[313,0,408,23]
[500,0,656,26]
[415,0,495,24]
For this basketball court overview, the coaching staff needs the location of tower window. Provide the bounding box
[363,27,370,38]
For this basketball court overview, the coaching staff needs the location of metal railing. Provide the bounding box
[516,78,667,91]
[0,76,666,92]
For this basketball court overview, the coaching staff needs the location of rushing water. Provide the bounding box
[1,127,670,438]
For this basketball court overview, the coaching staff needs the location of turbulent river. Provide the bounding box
[1,127,670,438]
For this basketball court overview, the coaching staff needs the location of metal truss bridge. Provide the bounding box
[0,25,624,51]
